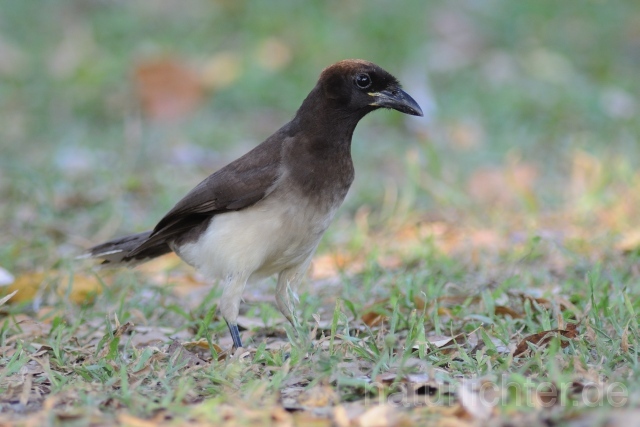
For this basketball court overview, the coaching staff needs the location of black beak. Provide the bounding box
[370,87,423,117]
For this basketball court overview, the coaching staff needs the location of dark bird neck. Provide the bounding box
[281,85,365,205]
[291,85,370,147]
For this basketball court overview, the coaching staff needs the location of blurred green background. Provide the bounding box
[1,0,639,271]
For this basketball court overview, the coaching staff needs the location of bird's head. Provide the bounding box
[317,59,423,118]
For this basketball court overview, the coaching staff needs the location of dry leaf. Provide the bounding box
[135,252,183,275]
[116,413,158,427]
[311,252,364,280]
[272,405,295,426]
[183,338,225,360]
[375,372,398,386]
[467,163,537,207]
[494,306,522,318]
[114,321,134,338]
[167,340,207,368]
[360,299,390,327]
[3,271,103,305]
[56,273,102,304]
[425,334,466,350]
[356,404,399,427]
[621,324,630,352]
[333,405,351,427]
[516,292,554,309]
[540,295,578,314]
[513,323,579,357]
[437,306,454,318]
[298,384,338,408]
[437,412,474,427]
[2,272,45,303]
[133,57,204,121]
[616,229,640,253]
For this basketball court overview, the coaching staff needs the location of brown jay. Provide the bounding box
[85,59,423,348]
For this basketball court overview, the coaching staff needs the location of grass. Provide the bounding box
[1,0,640,425]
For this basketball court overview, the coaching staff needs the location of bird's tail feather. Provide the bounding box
[81,231,172,266]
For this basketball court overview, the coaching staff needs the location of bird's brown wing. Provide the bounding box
[126,137,283,257]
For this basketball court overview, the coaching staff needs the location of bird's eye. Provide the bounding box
[355,73,372,89]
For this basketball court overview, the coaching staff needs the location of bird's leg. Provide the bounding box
[276,260,313,339]
[226,320,243,349]
[220,272,249,349]
[276,263,316,356]
[276,265,306,327]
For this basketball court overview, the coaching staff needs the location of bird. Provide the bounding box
[84,59,423,349]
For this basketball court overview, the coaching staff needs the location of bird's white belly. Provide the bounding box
[173,193,337,281]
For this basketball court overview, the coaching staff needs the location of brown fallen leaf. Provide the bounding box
[413,295,481,312]
[114,321,134,338]
[167,339,207,368]
[516,292,576,315]
[135,252,183,275]
[513,323,579,357]
[333,404,351,427]
[437,306,454,318]
[19,373,32,406]
[621,324,630,353]
[361,294,472,328]
[356,404,400,427]
[2,272,45,303]
[133,56,204,121]
[494,306,522,318]
[183,338,225,361]
[56,272,102,304]
[298,384,338,408]
[437,412,474,427]
[116,413,158,427]
[466,162,538,208]
[311,252,365,280]
[331,401,369,427]
[3,271,103,305]
[360,299,390,327]
[516,292,551,308]
[616,229,640,253]
[420,334,466,354]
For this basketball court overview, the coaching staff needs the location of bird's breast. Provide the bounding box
[172,180,345,281]
[287,150,354,208]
